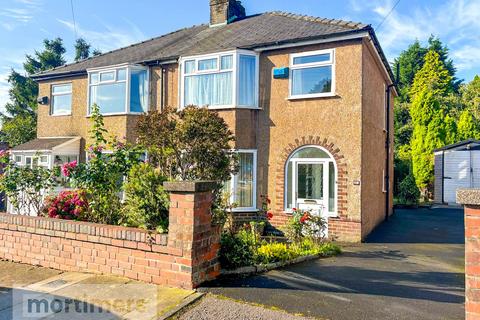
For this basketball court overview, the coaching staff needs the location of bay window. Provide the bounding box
[290,49,335,98]
[181,50,259,109]
[224,150,257,210]
[88,65,148,115]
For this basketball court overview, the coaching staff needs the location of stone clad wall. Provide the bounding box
[0,181,220,290]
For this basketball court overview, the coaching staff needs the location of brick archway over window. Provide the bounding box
[274,136,348,218]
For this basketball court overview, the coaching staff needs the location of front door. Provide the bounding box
[294,161,328,216]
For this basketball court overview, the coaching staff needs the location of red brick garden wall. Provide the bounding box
[0,181,220,290]
[465,205,480,320]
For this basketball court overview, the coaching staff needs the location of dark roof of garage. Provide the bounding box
[434,139,480,152]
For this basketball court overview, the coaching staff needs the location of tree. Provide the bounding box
[1,38,66,146]
[461,76,480,119]
[393,36,458,103]
[410,51,454,198]
[393,40,428,102]
[457,109,480,141]
[74,38,91,61]
[136,106,237,183]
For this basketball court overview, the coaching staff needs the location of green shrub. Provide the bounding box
[256,242,295,264]
[121,162,169,232]
[63,104,143,224]
[398,173,420,204]
[219,230,256,270]
[42,190,89,221]
[0,154,57,215]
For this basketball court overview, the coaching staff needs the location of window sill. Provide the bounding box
[287,93,337,100]
[284,209,338,218]
[230,208,259,213]
[50,113,72,117]
[181,105,260,110]
[86,112,146,117]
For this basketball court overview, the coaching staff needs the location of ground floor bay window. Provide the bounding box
[224,150,257,211]
[285,146,337,217]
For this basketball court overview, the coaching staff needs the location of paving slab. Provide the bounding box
[0,260,193,320]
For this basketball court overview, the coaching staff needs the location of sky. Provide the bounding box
[0,0,479,112]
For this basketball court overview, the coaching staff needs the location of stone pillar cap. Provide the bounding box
[163,181,218,193]
[457,188,480,205]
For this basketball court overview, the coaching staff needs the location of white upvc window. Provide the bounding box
[51,83,72,115]
[24,155,49,169]
[289,49,335,99]
[224,149,257,211]
[87,64,149,115]
[180,50,259,109]
[14,155,23,165]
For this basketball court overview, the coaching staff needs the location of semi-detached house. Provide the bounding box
[13,0,397,242]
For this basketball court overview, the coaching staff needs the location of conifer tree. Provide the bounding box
[410,50,454,198]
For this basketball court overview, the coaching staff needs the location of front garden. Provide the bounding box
[0,104,340,273]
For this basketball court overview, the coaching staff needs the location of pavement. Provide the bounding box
[0,260,193,320]
[201,208,465,320]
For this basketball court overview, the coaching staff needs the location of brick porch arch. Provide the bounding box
[270,136,348,227]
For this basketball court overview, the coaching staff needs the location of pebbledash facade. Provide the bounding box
[14,0,396,242]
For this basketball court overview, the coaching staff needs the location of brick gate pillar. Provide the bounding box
[163,181,221,289]
[458,189,480,320]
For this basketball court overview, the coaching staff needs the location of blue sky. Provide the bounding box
[0,0,479,111]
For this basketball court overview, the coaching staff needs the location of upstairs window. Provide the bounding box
[181,50,258,109]
[88,65,148,115]
[51,83,72,115]
[290,49,335,98]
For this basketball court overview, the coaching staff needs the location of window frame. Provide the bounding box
[226,149,258,212]
[14,154,23,165]
[87,64,150,116]
[289,49,336,99]
[179,50,259,110]
[283,145,338,217]
[51,82,72,116]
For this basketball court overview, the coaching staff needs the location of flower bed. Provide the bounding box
[219,203,341,272]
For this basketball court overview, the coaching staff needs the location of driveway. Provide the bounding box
[201,208,465,320]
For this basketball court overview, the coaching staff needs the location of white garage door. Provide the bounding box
[444,150,471,203]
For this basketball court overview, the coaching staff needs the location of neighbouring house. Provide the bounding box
[13,0,396,242]
[434,139,480,205]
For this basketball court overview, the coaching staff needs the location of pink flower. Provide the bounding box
[61,161,77,177]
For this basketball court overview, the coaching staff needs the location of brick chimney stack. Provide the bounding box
[210,0,246,26]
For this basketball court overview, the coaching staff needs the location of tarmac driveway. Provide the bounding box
[202,208,465,320]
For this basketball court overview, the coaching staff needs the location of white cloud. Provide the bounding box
[0,70,11,114]
[364,0,480,77]
[0,8,33,23]
[0,0,42,30]
[57,18,146,53]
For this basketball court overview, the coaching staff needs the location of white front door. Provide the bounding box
[293,161,328,217]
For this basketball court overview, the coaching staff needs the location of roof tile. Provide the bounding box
[33,12,368,79]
